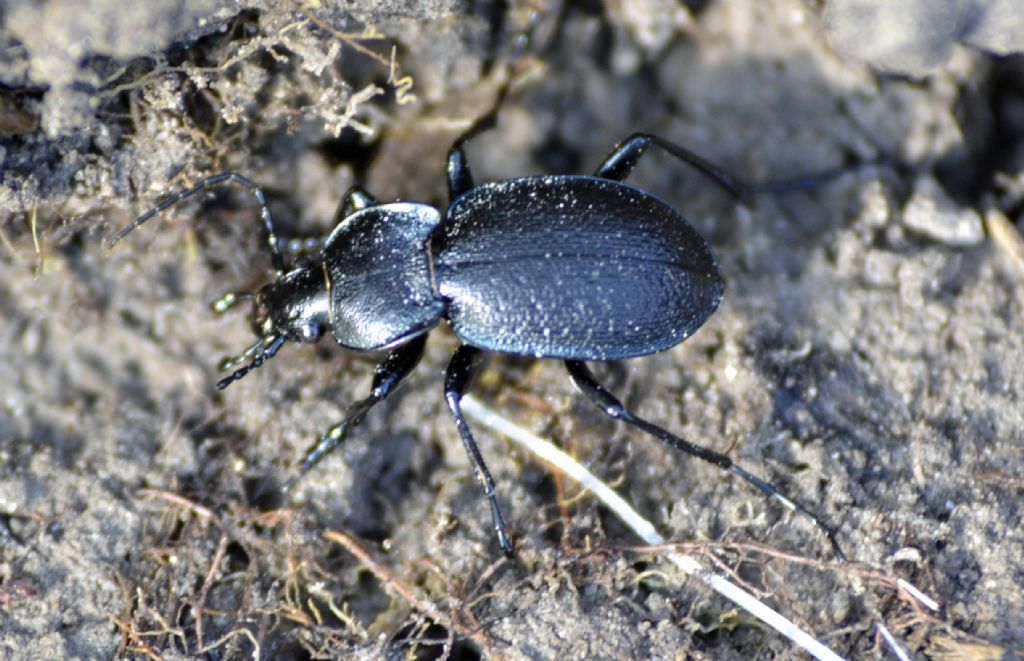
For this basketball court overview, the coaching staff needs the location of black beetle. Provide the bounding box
[111,129,844,560]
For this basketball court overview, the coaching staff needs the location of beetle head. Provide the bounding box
[216,264,330,390]
[252,264,330,344]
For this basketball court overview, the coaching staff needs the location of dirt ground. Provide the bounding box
[2,1,1023,659]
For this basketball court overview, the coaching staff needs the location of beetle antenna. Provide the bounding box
[110,172,286,274]
[218,336,266,371]
[217,335,285,390]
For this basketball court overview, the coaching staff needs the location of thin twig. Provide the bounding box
[137,489,221,526]
[322,529,493,652]
[194,531,231,650]
[626,539,940,612]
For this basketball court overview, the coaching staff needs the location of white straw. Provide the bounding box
[875,622,911,661]
[461,395,846,661]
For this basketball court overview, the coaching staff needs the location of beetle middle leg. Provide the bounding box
[444,345,514,556]
[281,334,427,494]
[445,92,506,201]
[564,360,845,561]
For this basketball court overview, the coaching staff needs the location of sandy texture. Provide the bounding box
[2,1,1023,658]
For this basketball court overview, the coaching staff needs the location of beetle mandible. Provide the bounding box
[111,127,844,560]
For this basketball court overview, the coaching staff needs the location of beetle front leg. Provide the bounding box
[334,185,377,223]
[281,334,427,494]
[564,360,846,561]
[444,345,514,556]
[276,186,379,260]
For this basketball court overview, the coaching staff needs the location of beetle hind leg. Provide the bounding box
[444,345,514,556]
[595,133,850,197]
[594,133,745,198]
[564,360,846,561]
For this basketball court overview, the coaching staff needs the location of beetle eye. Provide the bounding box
[298,322,323,342]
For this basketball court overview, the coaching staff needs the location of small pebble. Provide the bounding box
[902,175,984,247]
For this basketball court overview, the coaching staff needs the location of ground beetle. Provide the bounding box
[111,127,844,560]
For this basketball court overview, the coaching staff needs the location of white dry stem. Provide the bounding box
[876,622,912,661]
[460,395,846,661]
